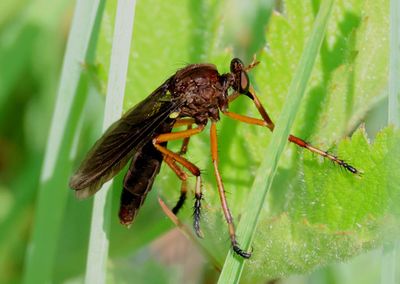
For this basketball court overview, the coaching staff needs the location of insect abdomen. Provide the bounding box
[118,141,164,226]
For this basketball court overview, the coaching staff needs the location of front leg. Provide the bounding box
[223,87,359,174]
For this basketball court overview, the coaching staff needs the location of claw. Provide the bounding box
[193,193,203,238]
[232,244,252,259]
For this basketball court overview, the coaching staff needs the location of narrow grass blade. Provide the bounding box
[381,243,398,284]
[84,1,137,283]
[381,0,400,283]
[388,0,400,127]
[22,1,105,283]
[217,1,334,283]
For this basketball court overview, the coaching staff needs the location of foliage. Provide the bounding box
[0,0,396,283]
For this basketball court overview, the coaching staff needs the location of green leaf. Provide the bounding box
[245,126,400,281]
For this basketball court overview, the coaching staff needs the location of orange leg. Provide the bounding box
[153,125,205,237]
[164,121,195,213]
[210,121,251,258]
[172,119,195,154]
[164,156,188,214]
[227,86,274,129]
[173,118,196,127]
[153,125,204,175]
[224,87,359,174]
[179,125,192,155]
[247,86,275,129]
[154,124,204,143]
[223,111,266,127]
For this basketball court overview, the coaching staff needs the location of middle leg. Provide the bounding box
[164,119,196,213]
[163,156,188,214]
[153,125,205,237]
[172,118,195,155]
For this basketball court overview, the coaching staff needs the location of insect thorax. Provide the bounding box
[171,66,228,125]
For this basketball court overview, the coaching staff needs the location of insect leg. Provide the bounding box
[173,118,195,127]
[210,121,251,258]
[223,111,267,127]
[156,147,203,237]
[172,119,195,154]
[153,126,205,237]
[224,87,359,174]
[244,55,260,71]
[154,124,204,143]
[164,156,188,214]
[179,124,192,155]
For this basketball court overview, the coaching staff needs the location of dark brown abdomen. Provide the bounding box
[118,141,164,226]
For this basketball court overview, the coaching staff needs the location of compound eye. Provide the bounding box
[240,71,249,93]
[230,58,244,73]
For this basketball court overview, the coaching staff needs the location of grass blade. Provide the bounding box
[84,1,137,283]
[22,1,105,283]
[381,0,400,283]
[381,243,398,284]
[217,1,334,283]
[388,0,400,127]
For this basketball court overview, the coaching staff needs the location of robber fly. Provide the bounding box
[70,58,358,258]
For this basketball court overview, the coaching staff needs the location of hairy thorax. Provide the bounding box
[169,64,228,125]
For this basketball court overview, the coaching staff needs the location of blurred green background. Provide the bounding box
[0,0,74,282]
[0,0,398,283]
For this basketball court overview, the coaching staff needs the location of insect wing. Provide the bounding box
[70,81,177,198]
